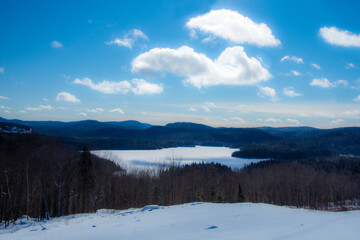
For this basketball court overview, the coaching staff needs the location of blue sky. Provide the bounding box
[1,0,360,128]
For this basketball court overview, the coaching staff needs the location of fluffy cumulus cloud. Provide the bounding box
[258,86,277,101]
[74,77,132,94]
[132,46,272,88]
[310,78,349,88]
[26,105,52,111]
[283,87,302,97]
[56,92,80,103]
[109,108,125,114]
[131,79,163,95]
[281,56,304,64]
[106,29,149,49]
[320,27,360,47]
[311,63,321,69]
[74,77,162,95]
[310,78,333,88]
[51,41,63,48]
[185,9,280,47]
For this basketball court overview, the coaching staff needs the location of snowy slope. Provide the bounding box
[1,203,359,240]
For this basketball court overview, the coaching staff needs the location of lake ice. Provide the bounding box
[92,146,266,171]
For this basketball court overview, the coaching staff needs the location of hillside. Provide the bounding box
[2,203,359,240]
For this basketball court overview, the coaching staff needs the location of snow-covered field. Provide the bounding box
[2,202,359,240]
[92,146,265,171]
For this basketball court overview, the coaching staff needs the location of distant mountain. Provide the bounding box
[0,117,152,137]
[257,126,320,136]
[165,122,213,130]
[0,121,32,134]
[1,117,360,154]
[106,120,152,130]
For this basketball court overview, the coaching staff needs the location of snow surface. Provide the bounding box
[1,203,359,240]
[92,146,266,171]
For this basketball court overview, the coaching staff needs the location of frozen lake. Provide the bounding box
[92,146,266,171]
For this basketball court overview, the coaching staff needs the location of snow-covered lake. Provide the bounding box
[92,146,266,171]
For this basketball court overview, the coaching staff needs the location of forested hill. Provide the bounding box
[0,117,360,155]
[0,118,277,149]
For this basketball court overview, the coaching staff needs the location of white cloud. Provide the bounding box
[283,87,302,97]
[201,36,216,44]
[336,80,349,87]
[320,27,360,47]
[0,96,9,100]
[26,105,52,111]
[43,98,49,101]
[87,108,103,113]
[311,63,321,69]
[107,38,132,48]
[131,79,163,95]
[80,112,88,117]
[291,70,301,76]
[265,118,282,123]
[189,107,197,112]
[19,110,27,114]
[61,74,71,80]
[74,77,132,94]
[189,29,198,40]
[56,92,80,103]
[0,67,4,73]
[310,78,348,88]
[231,117,246,123]
[354,95,360,102]
[132,46,272,89]
[4,110,10,114]
[202,106,211,112]
[345,63,355,69]
[287,118,301,126]
[109,108,125,114]
[0,105,11,110]
[258,86,277,101]
[74,77,162,95]
[206,102,216,108]
[310,78,333,88]
[106,29,149,49]
[185,9,280,47]
[51,41,63,48]
[281,56,304,64]
[331,119,345,124]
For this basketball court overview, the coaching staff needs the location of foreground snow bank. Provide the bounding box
[1,203,360,240]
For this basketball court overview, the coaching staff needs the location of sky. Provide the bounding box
[1,0,360,128]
